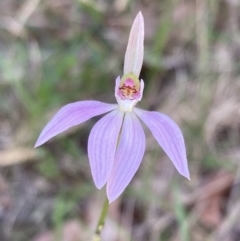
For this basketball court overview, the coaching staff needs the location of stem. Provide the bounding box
[92,198,109,241]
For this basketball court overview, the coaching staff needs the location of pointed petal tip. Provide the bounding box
[178,159,190,180]
[186,174,191,181]
[108,197,115,204]
[135,12,144,30]
[180,170,190,180]
[95,182,105,190]
[136,11,144,21]
[34,135,49,148]
[106,183,117,203]
[34,139,43,148]
[107,190,117,203]
[134,11,144,30]
[93,176,107,190]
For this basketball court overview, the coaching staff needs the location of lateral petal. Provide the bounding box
[124,12,144,77]
[107,112,145,202]
[134,108,190,179]
[35,101,118,147]
[88,110,124,189]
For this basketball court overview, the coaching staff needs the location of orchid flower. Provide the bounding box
[35,12,190,203]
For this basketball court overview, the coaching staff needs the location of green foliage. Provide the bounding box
[38,154,60,179]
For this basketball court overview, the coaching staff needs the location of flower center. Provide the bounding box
[115,73,143,112]
[117,74,140,100]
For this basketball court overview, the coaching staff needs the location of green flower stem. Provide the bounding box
[92,198,109,241]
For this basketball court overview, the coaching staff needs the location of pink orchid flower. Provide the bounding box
[35,12,190,203]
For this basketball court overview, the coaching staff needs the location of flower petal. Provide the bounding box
[107,112,145,202]
[124,12,144,77]
[35,101,118,147]
[134,108,190,179]
[114,76,121,100]
[88,110,124,189]
[138,79,145,101]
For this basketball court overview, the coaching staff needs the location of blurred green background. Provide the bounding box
[0,0,240,240]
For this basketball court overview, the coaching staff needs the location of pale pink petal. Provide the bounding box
[134,108,190,179]
[114,76,121,100]
[88,110,124,189]
[107,112,145,202]
[35,101,118,147]
[137,79,145,101]
[124,12,144,77]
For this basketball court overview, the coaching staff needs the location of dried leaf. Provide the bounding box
[0,148,38,166]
